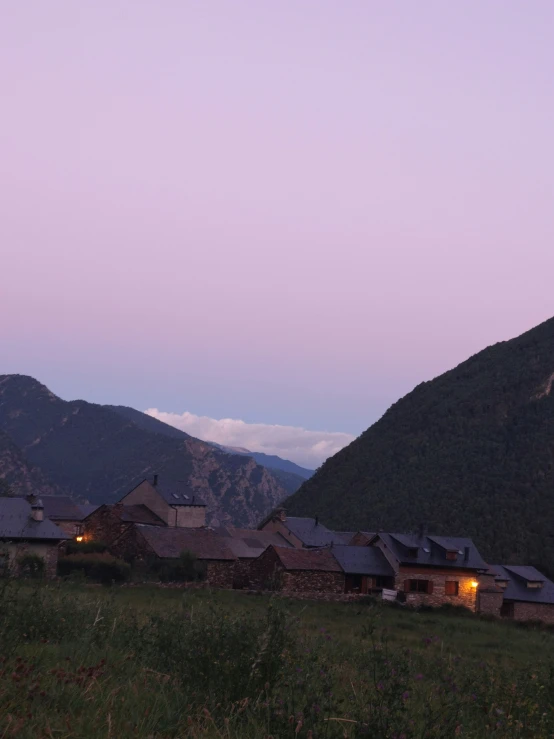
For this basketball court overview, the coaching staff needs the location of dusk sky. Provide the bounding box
[2,3,553,467]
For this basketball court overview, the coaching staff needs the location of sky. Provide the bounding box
[2,2,554,467]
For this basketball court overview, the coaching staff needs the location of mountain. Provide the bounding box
[286,317,554,573]
[208,443,315,481]
[0,376,290,527]
[0,430,64,497]
[106,405,313,493]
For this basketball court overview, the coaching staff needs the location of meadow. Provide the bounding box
[1,582,554,738]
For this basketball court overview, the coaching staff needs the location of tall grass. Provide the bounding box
[1,582,554,737]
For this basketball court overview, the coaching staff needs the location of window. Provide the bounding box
[445,581,459,596]
[446,551,458,561]
[407,548,419,558]
[406,579,432,593]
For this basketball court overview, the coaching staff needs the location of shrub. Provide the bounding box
[17,553,45,578]
[150,550,206,583]
[58,553,130,584]
[65,540,108,555]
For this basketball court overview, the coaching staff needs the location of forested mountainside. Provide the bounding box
[286,317,554,573]
[0,429,65,498]
[0,375,290,526]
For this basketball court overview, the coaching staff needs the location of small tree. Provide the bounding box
[18,553,45,578]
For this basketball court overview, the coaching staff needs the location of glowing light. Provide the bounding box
[471,580,478,588]
[75,536,83,542]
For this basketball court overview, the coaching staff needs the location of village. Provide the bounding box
[1,474,553,625]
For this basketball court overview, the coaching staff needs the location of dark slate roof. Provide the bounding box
[78,504,100,518]
[118,505,165,526]
[332,546,395,577]
[127,478,207,507]
[137,526,236,560]
[282,517,347,547]
[0,498,69,541]
[374,533,488,571]
[492,564,554,605]
[41,496,84,521]
[217,528,292,559]
[270,546,343,572]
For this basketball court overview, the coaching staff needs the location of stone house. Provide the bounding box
[41,496,99,538]
[259,509,349,548]
[491,565,554,623]
[369,532,489,611]
[216,527,293,589]
[120,475,207,527]
[249,545,344,593]
[0,496,69,577]
[331,545,395,594]
[111,524,236,588]
[82,503,165,546]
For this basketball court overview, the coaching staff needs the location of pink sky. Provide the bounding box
[2,2,553,454]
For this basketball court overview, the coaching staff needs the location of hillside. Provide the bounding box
[106,405,311,492]
[0,376,289,526]
[286,316,554,573]
[0,430,65,497]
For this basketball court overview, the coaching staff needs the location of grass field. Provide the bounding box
[1,582,554,738]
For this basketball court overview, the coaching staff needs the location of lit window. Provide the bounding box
[446,551,458,561]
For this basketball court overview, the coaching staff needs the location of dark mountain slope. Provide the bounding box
[106,405,312,492]
[0,430,65,497]
[286,317,554,571]
[0,376,289,526]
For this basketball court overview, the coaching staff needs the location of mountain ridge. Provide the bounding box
[0,375,291,526]
[285,316,554,573]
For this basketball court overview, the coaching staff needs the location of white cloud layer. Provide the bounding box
[144,409,356,469]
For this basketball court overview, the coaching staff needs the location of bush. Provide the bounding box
[65,540,108,555]
[17,553,45,578]
[58,553,130,584]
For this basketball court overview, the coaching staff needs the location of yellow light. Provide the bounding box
[75,536,83,543]
[471,580,478,588]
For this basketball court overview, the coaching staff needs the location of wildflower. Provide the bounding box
[402,691,409,701]
[415,673,424,681]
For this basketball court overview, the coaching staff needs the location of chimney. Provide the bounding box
[464,546,470,561]
[275,507,287,522]
[30,498,44,522]
[153,474,158,487]
[315,516,319,527]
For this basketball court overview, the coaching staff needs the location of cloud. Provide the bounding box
[144,409,355,469]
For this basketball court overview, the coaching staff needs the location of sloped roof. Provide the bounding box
[271,546,343,572]
[137,525,236,560]
[41,496,84,521]
[218,527,292,559]
[375,533,488,571]
[0,498,69,541]
[78,504,100,519]
[492,564,554,604]
[332,545,395,576]
[118,505,165,525]
[125,478,206,507]
[282,517,347,547]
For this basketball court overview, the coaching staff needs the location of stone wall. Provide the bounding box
[281,570,345,594]
[84,505,130,547]
[248,547,283,590]
[233,559,252,589]
[206,560,234,589]
[512,601,554,624]
[2,541,60,578]
[174,505,206,528]
[477,589,503,617]
[396,567,479,611]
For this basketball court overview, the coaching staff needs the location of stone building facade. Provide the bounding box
[249,546,345,593]
[83,503,164,546]
[120,478,206,528]
[396,566,479,611]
